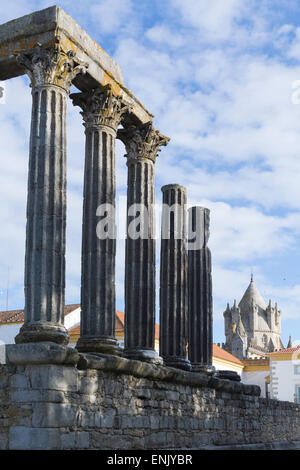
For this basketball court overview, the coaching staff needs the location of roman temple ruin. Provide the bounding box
[0,6,300,450]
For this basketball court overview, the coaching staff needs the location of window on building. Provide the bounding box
[265,381,270,400]
[294,365,300,375]
[296,386,300,404]
[262,335,268,347]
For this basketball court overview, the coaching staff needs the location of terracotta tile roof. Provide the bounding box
[212,344,243,366]
[68,310,160,341]
[155,324,159,342]
[69,324,80,337]
[0,304,80,324]
[0,309,24,324]
[115,310,124,332]
[268,345,300,355]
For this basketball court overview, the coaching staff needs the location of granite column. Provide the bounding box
[71,86,129,354]
[188,206,214,373]
[159,184,191,371]
[117,122,169,363]
[15,42,88,345]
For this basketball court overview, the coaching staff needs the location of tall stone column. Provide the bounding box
[70,86,129,354]
[159,184,191,371]
[117,122,169,363]
[187,206,214,373]
[15,41,88,345]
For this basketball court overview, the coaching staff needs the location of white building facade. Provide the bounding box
[268,346,300,403]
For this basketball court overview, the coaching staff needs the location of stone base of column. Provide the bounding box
[214,370,241,382]
[76,337,120,356]
[15,323,69,346]
[191,363,216,375]
[5,341,79,366]
[163,356,192,371]
[123,348,163,365]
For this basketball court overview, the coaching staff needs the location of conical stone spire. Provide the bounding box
[238,276,266,311]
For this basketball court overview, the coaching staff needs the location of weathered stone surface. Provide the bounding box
[16,41,88,92]
[188,206,214,372]
[0,432,7,450]
[70,87,129,356]
[27,364,78,391]
[9,426,61,450]
[1,361,300,449]
[215,370,241,382]
[32,403,78,427]
[76,352,260,395]
[14,71,74,345]
[118,122,169,364]
[6,342,80,366]
[0,6,153,124]
[160,184,190,371]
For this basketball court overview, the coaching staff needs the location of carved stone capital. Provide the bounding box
[70,85,131,130]
[16,39,89,93]
[117,122,170,163]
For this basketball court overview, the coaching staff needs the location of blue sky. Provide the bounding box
[1,0,300,347]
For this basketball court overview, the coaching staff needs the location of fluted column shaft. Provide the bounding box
[118,122,169,363]
[159,184,191,371]
[125,157,156,359]
[15,42,88,345]
[71,86,128,354]
[79,125,117,353]
[188,206,214,372]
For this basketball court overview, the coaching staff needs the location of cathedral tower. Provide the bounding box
[223,276,284,359]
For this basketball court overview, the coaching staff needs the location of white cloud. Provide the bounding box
[90,0,133,35]
[145,25,185,48]
[169,0,244,41]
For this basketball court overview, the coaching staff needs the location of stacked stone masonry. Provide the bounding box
[1,355,300,450]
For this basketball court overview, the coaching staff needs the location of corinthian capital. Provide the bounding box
[70,85,131,130]
[117,122,170,163]
[16,39,89,93]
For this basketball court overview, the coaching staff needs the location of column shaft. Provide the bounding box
[16,85,69,344]
[70,86,128,354]
[188,207,214,372]
[78,125,118,353]
[118,121,169,364]
[124,158,157,360]
[15,41,88,345]
[159,185,191,371]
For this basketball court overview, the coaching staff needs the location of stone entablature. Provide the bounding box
[0,6,152,125]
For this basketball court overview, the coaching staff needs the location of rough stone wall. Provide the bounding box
[1,361,300,450]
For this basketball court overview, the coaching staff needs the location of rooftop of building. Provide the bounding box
[0,304,80,324]
[212,343,243,365]
[268,344,300,355]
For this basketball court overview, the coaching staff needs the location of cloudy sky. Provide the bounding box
[1,0,300,346]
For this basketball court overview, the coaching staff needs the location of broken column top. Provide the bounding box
[0,5,153,124]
